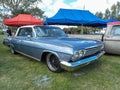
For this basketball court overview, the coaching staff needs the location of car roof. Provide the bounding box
[19,25,42,28]
[19,25,61,28]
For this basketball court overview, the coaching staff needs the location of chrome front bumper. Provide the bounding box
[60,51,105,71]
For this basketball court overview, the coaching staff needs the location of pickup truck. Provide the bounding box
[102,22,120,55]
[69,21,120,55]
[3,25,104,73]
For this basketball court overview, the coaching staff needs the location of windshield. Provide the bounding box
[34,26,67,37]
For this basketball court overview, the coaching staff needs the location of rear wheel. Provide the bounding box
[46,53,62,73]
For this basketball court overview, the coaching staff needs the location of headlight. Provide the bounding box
[71,49,86,61]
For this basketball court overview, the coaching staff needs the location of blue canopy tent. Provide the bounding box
[44,8,107,27]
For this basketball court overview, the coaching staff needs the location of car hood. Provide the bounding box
[37,37,102,50]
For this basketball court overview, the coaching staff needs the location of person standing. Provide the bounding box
[7,27,12,36]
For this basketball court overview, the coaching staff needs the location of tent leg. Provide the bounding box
[80,25,83,34]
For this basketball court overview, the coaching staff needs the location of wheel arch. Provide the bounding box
[40,50,60,62]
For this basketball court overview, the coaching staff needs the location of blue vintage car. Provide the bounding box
[3,25,105,72]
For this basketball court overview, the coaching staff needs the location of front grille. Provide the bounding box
[85,45,102,57]
[70,45,103,62]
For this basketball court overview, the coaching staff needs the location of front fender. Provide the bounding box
[41,50,60,60]
[41,50,72,62]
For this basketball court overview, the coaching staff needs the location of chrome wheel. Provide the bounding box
[46,53,62,73]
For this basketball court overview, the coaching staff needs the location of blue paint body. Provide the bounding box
[3,25,105,71]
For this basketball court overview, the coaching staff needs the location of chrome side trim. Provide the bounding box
[15,50,40,61]
[104,39,120,41]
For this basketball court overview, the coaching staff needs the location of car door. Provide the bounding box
[18,27,36,56]
[103,25,120,54]
[16,27,43,60]
[12,28,26,52]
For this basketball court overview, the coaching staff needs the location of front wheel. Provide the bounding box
[46,53,62,73]
[10,46,16,54]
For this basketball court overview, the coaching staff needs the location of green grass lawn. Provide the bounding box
[0,35,120,90]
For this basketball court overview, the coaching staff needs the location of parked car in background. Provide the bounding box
[3,25,105,73]
[103,22,120,55]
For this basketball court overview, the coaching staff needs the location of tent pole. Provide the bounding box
[81,24,83,34]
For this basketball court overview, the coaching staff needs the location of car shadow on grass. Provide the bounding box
[67,60,103,77]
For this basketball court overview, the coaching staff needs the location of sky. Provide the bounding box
[38,0,119,17]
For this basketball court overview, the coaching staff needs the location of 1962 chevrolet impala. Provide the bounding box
[3,25,105,72]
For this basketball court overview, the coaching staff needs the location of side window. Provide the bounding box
[34,27,45,37]
[17,27,34,37]
[111,25,120,36]
[17,28,26,36]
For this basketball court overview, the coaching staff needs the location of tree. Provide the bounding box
[111,4,117,18]
[116,1,120,20]
[0,0,45,19]
[95,11,103,18]
[110,2,120,20]
[104,8,110,19]
[95,1,120,20]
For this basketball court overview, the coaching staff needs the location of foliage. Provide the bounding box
[0,31,4,35]
[95,1,120,20]
[0,0,45,19]
[104,8,111,20]
[95,12,103,19]
[63,26,99,34]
